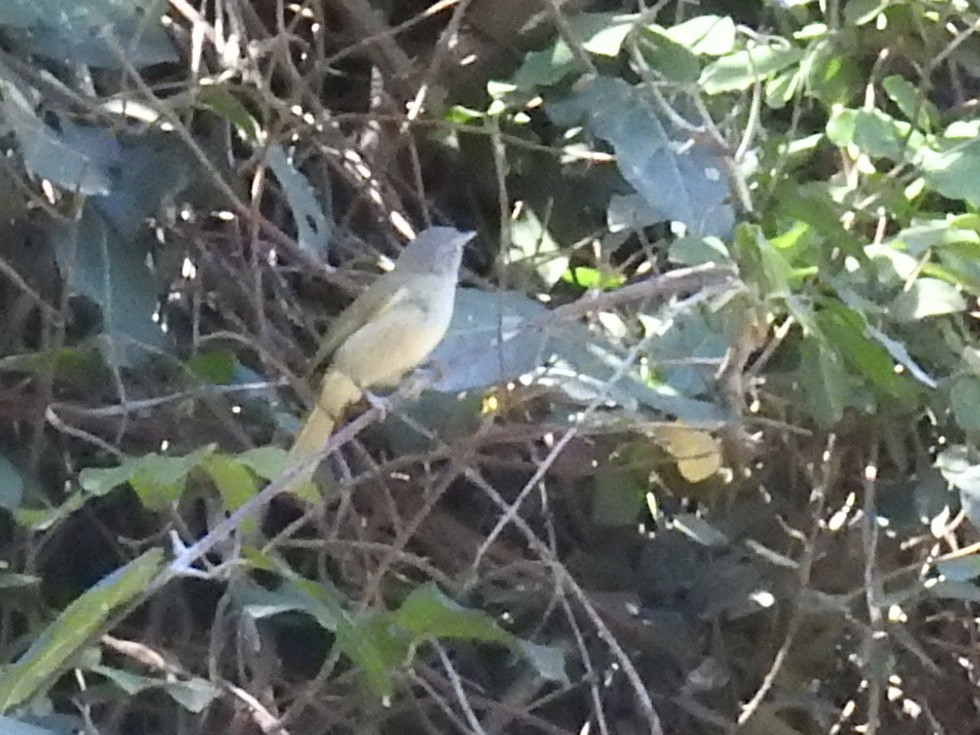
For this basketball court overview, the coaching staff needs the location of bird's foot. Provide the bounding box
[401,363,442,399]
[362,389,392,419]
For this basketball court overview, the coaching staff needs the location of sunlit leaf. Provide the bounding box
[890,278,966,321]
[655,425,722,483]
[393,584,512,644]
[700,43,804,95]
[548,76,734,238]
[662,15,736,56]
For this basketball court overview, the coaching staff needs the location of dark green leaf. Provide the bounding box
[0,80,111,195]
[187,350,238,385]
[196,86,262,142]
[548,77,734,238]
[816,303,916,401]
[936,555,980,583]
[430,288,549,393]
[593,469,645,525]
[0,715,64,735]
[923,137,980,207]
[0,549,163,711]
[0,0,176,67]
[514,639,569,684]
[0,454,25,510]
[668,236,732,267]
[509,43,579,90]
[951,378,980,432]
[637,27,700,84]
[54,205,169,365]
[882,75,935,130]
[797,339,847,427]
[567,13,637,57]
[265,144,331,254]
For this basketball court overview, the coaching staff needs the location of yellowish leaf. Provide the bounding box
[655,425,722,483]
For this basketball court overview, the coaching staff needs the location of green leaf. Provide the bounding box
[547,76,734,238]
[195,85,262,143]
[90,665,221,713]
[929,580,980,603]
[864,324,936,389]
[80,446,217,510]
[200,455,256,512]
[54,204,169,365]
[0,347,103,382]
[0,549,163,711]
[843,0,891,26]
[242,577,397,697]
[922,138,980,207]
[0,79,111,195]
[429,289,549,393]
[567,13,637,57]
[936,555,980,583]
[816,303,916,400]
[951,378,980,431]
[668,235,732,267]
[805,39,861,108]
[79,463,143,497]
[882,75,935,130]
[510,43,578,90]
[637,27,700,84]
[265,144,331,254]
[733,223,792,296]
[765,67,801,109]
[700,43,804,95]
[797,339,847,427]
[561,267,625,290]
[514,639,569,684]
[163,678,222,713]
[392,584,513,644]
[12,493,86,531]
[826,107,921,161]
[235,446,288,481]
[0,453,25,510]
[592,469,644,525]
[0,0,176,67]
[892,219,980,256]
[508,209,568,287]
[0,715,63,735]
[90,665,156,694]
[890,278,966,322]
[186,350,238,385]
[662,15,736,56]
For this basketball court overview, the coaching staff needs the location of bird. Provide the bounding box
[285,226,474,486]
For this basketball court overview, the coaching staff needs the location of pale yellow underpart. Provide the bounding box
[284,273,457,488]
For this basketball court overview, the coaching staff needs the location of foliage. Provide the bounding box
[1,0,980,733]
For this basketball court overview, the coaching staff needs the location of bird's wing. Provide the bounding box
[309,278,412,371]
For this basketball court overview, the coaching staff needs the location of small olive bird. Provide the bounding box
[285,226,474,485]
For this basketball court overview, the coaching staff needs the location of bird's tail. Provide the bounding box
[285,369,361,487]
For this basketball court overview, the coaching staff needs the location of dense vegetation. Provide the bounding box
[1,1,980,733]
